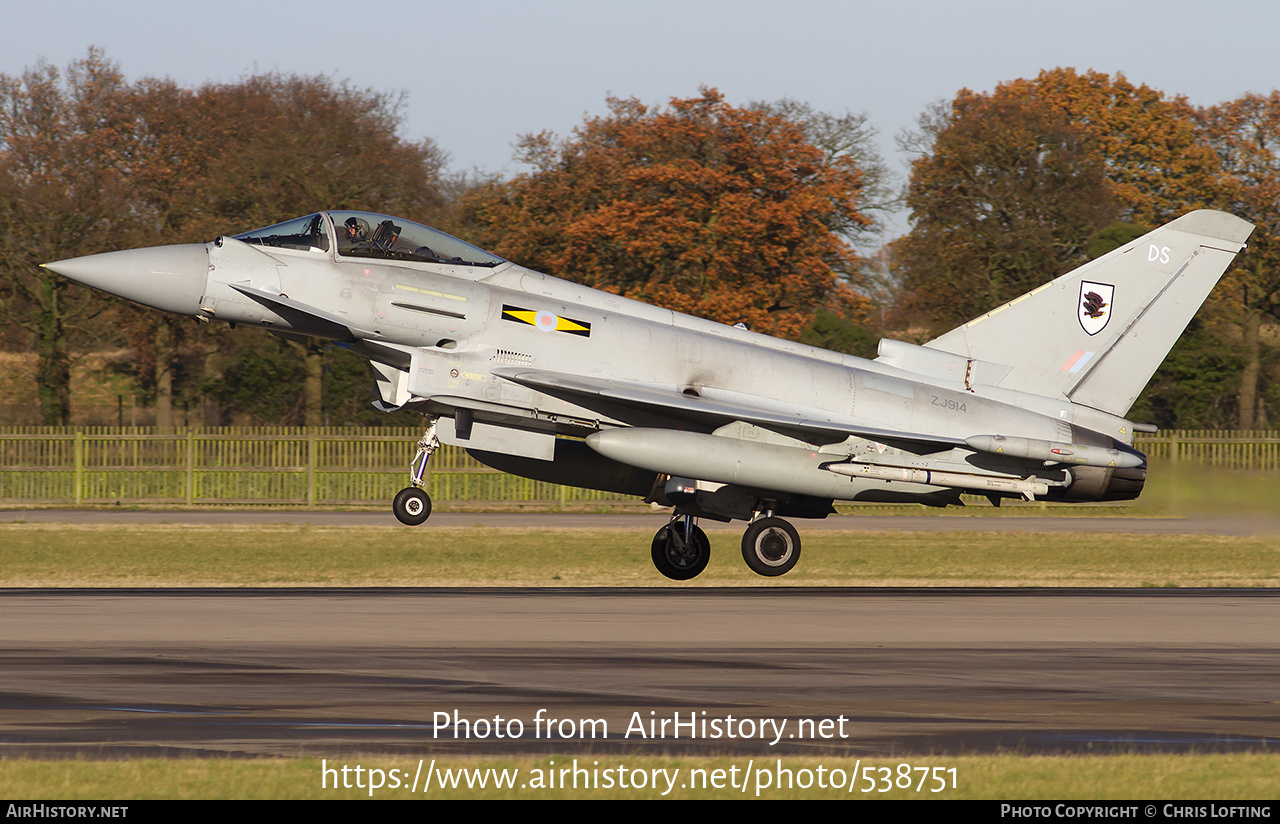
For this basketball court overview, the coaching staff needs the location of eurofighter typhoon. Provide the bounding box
[44,209,1254,579]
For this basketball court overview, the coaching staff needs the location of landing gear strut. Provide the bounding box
[651,515,710,580]
[393,419,439,526]
[741,516,801,577]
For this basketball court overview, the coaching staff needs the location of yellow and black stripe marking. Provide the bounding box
[501,305,591,337]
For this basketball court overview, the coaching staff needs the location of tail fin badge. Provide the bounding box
[1078,282,1114,336]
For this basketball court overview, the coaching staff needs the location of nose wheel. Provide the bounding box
[741,516,801,577]
[651,516,710,580]
[393,486,432,525]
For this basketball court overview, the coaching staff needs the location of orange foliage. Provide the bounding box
[897,68,1217,331]
[995,68,1217,224]
[463,89,870,338]
[1199,91,1280,267]
[122,74,448,243]
[0,49,450,424]
[897,81,1119,329]
[1197,92,1280,427]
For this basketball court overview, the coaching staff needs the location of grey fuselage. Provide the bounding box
[50,205,1194,517]
[45,208,1255,547]
[191,231,1133,509]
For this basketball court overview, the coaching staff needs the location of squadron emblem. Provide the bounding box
[1078,282,1114,336]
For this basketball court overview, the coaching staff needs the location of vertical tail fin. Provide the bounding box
[924,210,1254,415]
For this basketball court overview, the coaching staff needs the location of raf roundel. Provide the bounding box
[500,304,592,337]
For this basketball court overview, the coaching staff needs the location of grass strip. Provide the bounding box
[0,524,1277,587]
[0,754,1275,799]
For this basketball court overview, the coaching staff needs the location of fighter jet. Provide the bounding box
[44,209,1253,579]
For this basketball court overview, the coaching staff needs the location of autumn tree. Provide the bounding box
[128,73,450,426]
[0,49,140,424]
[0,50,453,426]
[894,91,1118,329]
[1198,92,1280,428]
[125,73,449,241]
[1013,68,1217,225]
[752,98,895,248]
[462,88,871,338]
[896,69,1216,333]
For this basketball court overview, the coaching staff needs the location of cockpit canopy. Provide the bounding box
[233,211,505,267]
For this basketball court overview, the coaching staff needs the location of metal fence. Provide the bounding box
[1132,429,1280,471]
[0,426,626,508]
[0,426,1275,508]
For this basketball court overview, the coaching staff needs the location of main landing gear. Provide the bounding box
[651,515,710,580]
[392,419,439,526]
[649,512,802,580]
[740,517,801,577]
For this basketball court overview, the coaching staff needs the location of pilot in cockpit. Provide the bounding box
[342,216,371,249]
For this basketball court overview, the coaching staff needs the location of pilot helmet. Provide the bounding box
[343,216,370,240]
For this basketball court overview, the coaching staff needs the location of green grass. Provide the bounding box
[0,754,1274,799]
[1,523,1277,587]
[1133,461,1280,516]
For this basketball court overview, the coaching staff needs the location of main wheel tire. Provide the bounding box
[393,487,432,525]
[741,517,800,577]
[651,521,710,580]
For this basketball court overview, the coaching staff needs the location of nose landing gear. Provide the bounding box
[392,419,439,526]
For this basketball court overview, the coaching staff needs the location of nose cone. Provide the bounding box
[44,244,209,316]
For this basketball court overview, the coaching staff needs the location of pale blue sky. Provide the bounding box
[6,1,1279,236]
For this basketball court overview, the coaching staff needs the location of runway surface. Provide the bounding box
[1,587,1276,758]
